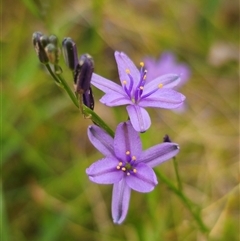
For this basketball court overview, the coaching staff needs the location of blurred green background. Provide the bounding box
[2,0,239,240]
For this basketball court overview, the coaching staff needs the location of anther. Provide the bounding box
[118,162,123,166]
[139,86,144,90]
[121,167,126,171]
[116,166,121,170]
[126,151,130,155]
[126,69,130,74]
[132,156,136,161]
[140,62,144,67]
[123,80,127,85]
[158,83,163,88]
[133,168,137,173]
[127,172,130,176]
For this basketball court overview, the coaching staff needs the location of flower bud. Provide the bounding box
[163,134,172,142]
[83,87,95,110]
[45,43,60,65]
[62,37,78,71]
[48,34,58,46]
[32,32,49,64]
[74,54,94,94]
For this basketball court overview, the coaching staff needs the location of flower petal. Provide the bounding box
[88,125,114,157]
[126,163,158,192]
[126,105,151,132]
[100,93,132,107]
[113,121,142,162]
[138,143,179,168]
[114,51,140,89]
[91,73,124,95]
[144,74,181,92]
[86,157,123,184]
[112,179,131,224]
[139,89,185,109]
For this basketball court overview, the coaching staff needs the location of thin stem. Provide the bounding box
[155,170,209,234]
[56,73,80,108]
[172,156,182,191]
[82,105,114,137]
[45,64,62,85]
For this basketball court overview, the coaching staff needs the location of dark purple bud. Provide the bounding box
[62,37,78,71]
[74,54,94,94]
[83,87,95,110]
[32,32,49,64]
[163,134,172,143]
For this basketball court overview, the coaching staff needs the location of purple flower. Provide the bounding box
[86,121,180,224]
[91,51,185,132]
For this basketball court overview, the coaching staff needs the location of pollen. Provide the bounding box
[140,62,144,67]
[126,151,130,155]
[116,165,121,170]
[140,86,144,90]
[127,172,130,176]
[121,167,126,171]
[133,168,137,173]
[158,83,163,88]
[123,80,127,85]
[132,156,136,161]
[126,69,130,74]
[118,162,123,166]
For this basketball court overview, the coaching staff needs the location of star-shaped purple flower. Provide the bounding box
[91,51,185,132]
[86,121,180,224]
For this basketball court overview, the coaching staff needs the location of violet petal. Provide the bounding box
[88,125,115,157]
[139,89,185,109]
[91,73,124,95]
[113,121,142,162]
[126,105,151,132]
[86,157,123,184]
[138,143,179,168]
[144,74,180,91]
[112,179,131,224]
[100,93,132,106]
[114,51,140,89]
[126,163,158,192]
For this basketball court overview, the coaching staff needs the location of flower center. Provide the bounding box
[116,150,137,176]
[122,62,163,104]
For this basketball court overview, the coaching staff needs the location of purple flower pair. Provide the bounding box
[86,121,179,224]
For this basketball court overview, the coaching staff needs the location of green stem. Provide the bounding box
[82,105,114,137]
[45,64,79,108]
[45,64,62,85]
[173,156,182,191]
[155,170,209,234]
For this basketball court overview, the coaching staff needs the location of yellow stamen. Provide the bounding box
[123,80,127,85]
[126,151,130,155]
[158,83,163,88]
[118,162,123,166]
[122,167,126,171]
[126,69,130,74]
[132,156,136,161]
[140,62,144,67]
[140,86,144,90]
[133,168,137,173]
[116,166,121,170]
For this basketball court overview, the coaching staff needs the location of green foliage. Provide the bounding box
[2,0,238,240]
